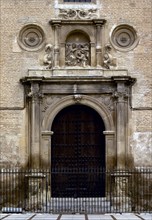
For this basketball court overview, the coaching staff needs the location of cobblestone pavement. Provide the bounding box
[0,213,152,220]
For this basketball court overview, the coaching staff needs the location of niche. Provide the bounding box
[65,31,90,67]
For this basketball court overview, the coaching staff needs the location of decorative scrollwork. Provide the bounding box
[59,9,98,20]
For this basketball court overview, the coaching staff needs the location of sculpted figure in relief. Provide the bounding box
[65,43,89,67]
[103,44,116,69]
[43,44,54,69]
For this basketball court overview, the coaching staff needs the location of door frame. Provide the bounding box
[41,95,115,171]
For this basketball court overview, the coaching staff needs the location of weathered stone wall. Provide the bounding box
[0,0,151,167]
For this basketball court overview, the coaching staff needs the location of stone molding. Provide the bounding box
[27,68,129,77]
[41,94,114,131]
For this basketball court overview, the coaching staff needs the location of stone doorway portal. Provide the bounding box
[51,104,106,197]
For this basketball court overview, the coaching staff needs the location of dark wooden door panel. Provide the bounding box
[51,105,105,197]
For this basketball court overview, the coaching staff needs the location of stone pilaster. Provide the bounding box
[96,23,102,66]
[112,77,130,168]
[111,171,131,212]
[28,82,43,168]
[103,131,115,169]
[53,23,61,67]
[25,172,46,211]
[41,131,54,167]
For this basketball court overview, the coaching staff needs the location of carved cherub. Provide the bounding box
[43,44,54,69]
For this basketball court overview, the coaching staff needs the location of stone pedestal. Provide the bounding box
[111,171,131,212]
[25,172,47,211]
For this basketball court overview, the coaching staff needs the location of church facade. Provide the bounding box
[0,0,151,170]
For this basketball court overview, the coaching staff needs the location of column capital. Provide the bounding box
[93,19,106,26]
[27,82,43,101]
[112,91,129,102]
[49,20,62,26]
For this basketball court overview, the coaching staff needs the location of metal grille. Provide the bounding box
[51,168,105,198]
[1,168,152,214]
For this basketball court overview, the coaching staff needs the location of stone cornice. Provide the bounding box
[49,18,106,26]
[20,69,136,85]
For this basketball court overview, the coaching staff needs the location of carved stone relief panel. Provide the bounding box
[59,9,98,20]
[65,42,90,67]
[65,31,90,67]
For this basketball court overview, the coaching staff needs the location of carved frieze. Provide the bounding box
[65,43,90,67]
[59,9,98,20]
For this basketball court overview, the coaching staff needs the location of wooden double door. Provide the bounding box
[51,105,105,197]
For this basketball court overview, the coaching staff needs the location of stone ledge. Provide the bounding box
[28,68,128,78]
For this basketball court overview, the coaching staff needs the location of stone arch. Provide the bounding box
[66,29,91,42]
[42,95,114,131]
[41,95,115,169]
[61,27,94,44]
